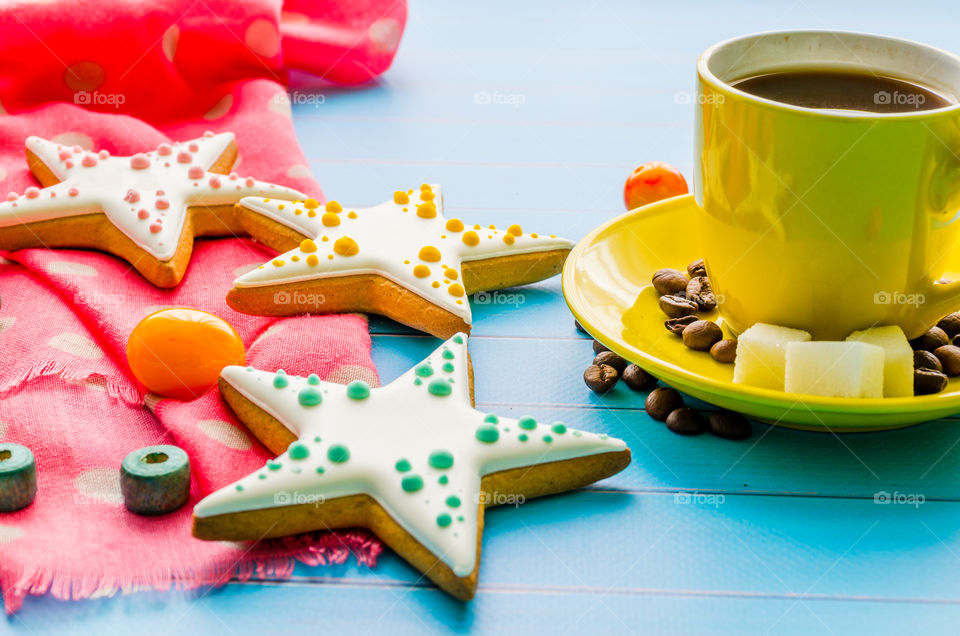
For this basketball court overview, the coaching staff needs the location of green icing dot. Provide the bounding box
[543,435,553,443]
[316,466,325,474]
[428,450,454,470]
[235,484,244,491]
[307,374,320,385]
[457,515,464,522]
[446,495,461,508]
[395,459,411,472]
[437,513,452,527]
[551,422,567,435]
[346,380,371,400]
[518,416,537,430]
[475,424,499,443]
[414,378,422,386]
[415,364,434,378]
[298,387,322,407]
[442,350,455,360]
[273,371,288,389]
[573,431,583,437]
[267,460,282,471]
[600,434,609,440]
[288,443,310,460]
[428,379,452,397]
[258,474,267,480]
[519,434,529,442]
[438,475,449,485]
[401,474,424,492]
[442,362,455,373]
[314,436,322,443]
[484,414,499,424]
[452,335,464,344]
[327,445,350,463]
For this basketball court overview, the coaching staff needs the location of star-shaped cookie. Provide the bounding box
[0,133,305,287]
[228,185,573,337]
[192,333,630,600]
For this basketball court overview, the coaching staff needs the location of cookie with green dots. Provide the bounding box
[193,332,630,601]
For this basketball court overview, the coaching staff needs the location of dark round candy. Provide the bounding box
[121,445,190,516]
[0,443,37,512]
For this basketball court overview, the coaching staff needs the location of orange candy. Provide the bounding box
[623,161,689,210]
[126,308,245,400]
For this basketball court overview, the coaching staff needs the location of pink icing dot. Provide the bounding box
[50,191,56,198]
[58,151,71,161]
[188,166,204,179]
[188,143,199,152]
[156,189,164,196]
[81,154,98,167]
[164,162,170,167]
[244,177,254,187]
[65,161,74,169]
[68,188,79,197]
[130,154,151,170]
[72,145,82,153]
[235,185,241,190]
[209,176,221,188]
[229,172,238,181]
[137,209,149,219]
[149,223,162,234]
[98,150,109,159]
[25,187,40,199]
[6,192,17,201]
[176,151,191,164]
[203,131,214,138]
[123,189,140,203]
[157,143,172,156]
[156,198,170,210]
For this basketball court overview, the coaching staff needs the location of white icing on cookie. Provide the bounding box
[233,185,573,322]
[0,133,306,261]
[194,333,626,577]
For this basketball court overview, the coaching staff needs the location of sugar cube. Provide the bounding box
[784,341,884,398]
[732,323,812,390]
[845,325,913,397]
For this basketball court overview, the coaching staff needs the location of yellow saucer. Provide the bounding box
[562,194,960,432]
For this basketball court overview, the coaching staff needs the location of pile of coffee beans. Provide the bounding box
[653,259,736,364]
[912,311,960,395]
[583,340,658,394]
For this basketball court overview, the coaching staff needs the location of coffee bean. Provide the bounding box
[659,294,699,319]
[584,364,618,393]
[707,411,752,440]
[910,326,949,352]
[645,387,683,421]
[915,367,948,395]
[592,340,609,355]
[622,364,658,391]
[937,312,960,338]
[574,320,588,335]
[682,320,723,351]
[914,350,943,372]
[954,334,960,348]
[710,339,737,363]
[934,345,960,376]
[687,258,707,278]
[685,276,717,311]
[666,315,698,335]
[594,351,628,375]
[666,408,707,435]
[652,268,688,296]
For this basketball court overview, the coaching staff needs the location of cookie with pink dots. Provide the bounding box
[229,184,573,337]
[0,132,306,287]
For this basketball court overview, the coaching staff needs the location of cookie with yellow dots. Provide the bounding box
[192,333,630,600]
[229,185,573,337]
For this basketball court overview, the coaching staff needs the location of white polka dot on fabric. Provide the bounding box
[0,317,15,334]
[369,17,402,52]
[233,263,261,277]
[259,322,285,339]
[75,468,123,504]
[286,164,311,179]
[64,61,104,92]
[51,132,94,151]
[324,364,380,387]
[83,376,108,392]
[267,93,292,119]
[162,24,179,62]
[203,94,233,121]
[0,420,6,439]
[46,260,98,277]
[48,333,104,360]
[0,166,6,182]
[245,18,280,58]
[197,419,252,451]
[0,524,24,544]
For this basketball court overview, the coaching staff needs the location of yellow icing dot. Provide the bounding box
[307,210,317,218]
[462,231,479,246]
[325,200,342,213]
[408,189,414,194]
[322,236,329,242]
[348,211,357,219]
[473,224,481,230]
[416,202,437,218]
[508,224,523,236]
[420,190,435,201]
[272,259,284,267]
[258,266,264,270]
[441,235,447,239]
[503,233,515,245]
[414,265,431,278]
[294,209,303,215]
[300,239,318,253]
[444,268,458,280]
[432,281,440,288]
[322,212,341,227]
[445,218,464,232]
[550,234,556,238]
[420,184,431,191]
[456,300,463,305]
[402,207,408,212]
[304,198,320,209]
[394,191,410,204]
[403,259,410,264]
[531,233,539,238]
[306,254,319,266]
[278,204,285,210]
[334,237,359,256]
[328,254,334,260]
[487,235,493,239]
[419,246,441,262]
[263,198,270,202]
[291,255,300,262]
[488,224,496,230]
[448,283,464,297]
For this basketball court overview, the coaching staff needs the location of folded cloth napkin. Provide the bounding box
[0,0,405,613]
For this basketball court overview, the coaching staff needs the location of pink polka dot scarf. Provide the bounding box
[0,0,404,613]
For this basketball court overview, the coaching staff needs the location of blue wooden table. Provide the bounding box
[8,1,960,633]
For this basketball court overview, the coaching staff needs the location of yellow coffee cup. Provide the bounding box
[695,30,960,340]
